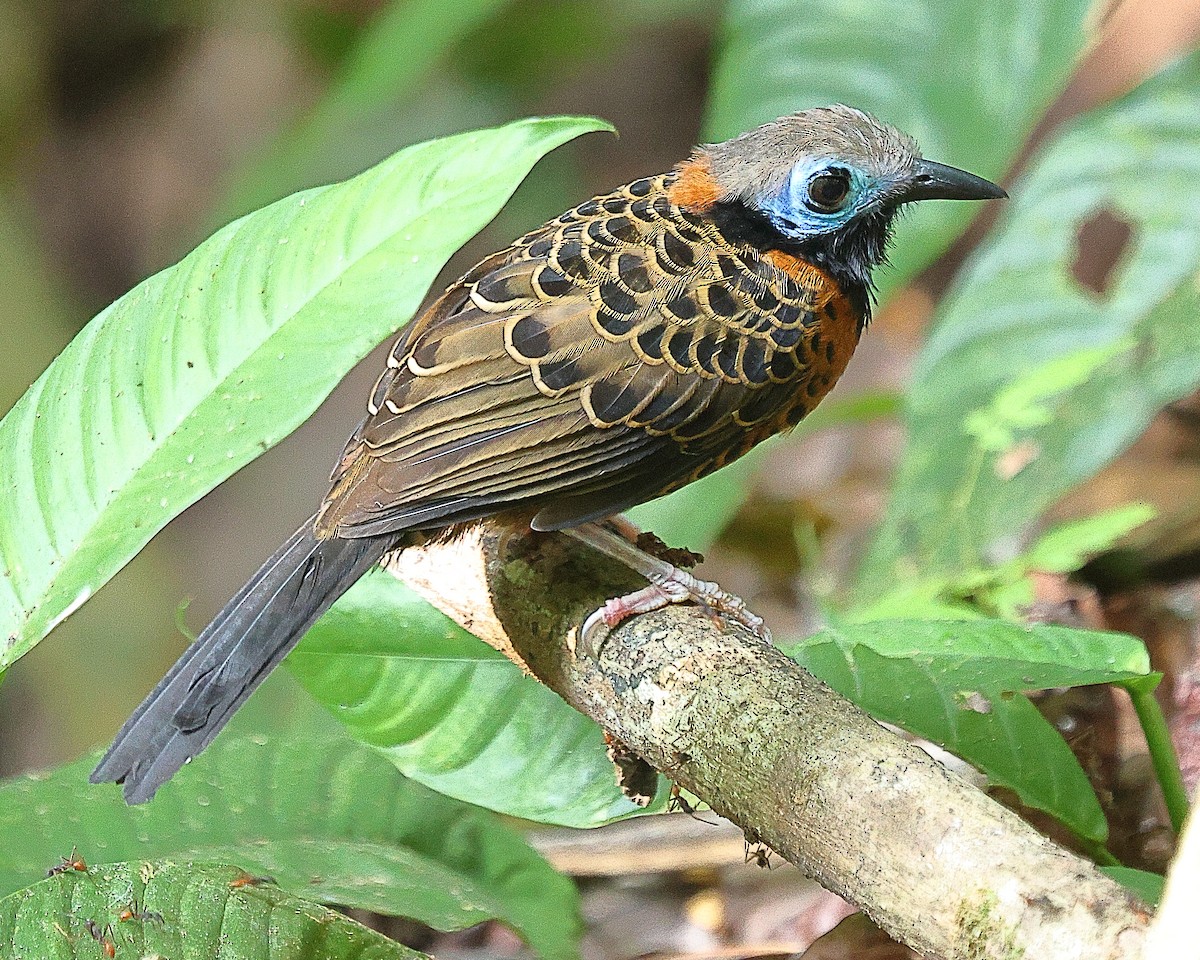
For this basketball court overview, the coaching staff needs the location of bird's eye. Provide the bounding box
[805,171,851,213]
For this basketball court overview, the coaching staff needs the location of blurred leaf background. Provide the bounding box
[3,0,1200,956]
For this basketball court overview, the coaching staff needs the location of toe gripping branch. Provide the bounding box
[560,521,769,655]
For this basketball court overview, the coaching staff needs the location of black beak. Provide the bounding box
[897,159,1007,203]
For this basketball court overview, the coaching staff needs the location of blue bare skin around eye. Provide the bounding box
[757,158,881,240]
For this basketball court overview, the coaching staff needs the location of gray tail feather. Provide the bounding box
[91,516,388,804]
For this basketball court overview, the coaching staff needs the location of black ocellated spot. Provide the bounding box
[825,340,837,363]
[587,220,614,245]
[775,303,802,326]
[476,272,531,304]
[617,254,653,293]
[741,338,768,384]
[555,240,587,278]
[752,287,779,311]
[715,255,740,282]
[637,384,681,423]
[510,315,550,359]
[785,402,809,426]
[665,294,698,321]
[771,325,802,349]
[637,325,664,361]
[597,307,636,336]
[810,331,823,355]
[600,281,638,315]
[770,349,802,381]
[536,266,572,298]
[630,198,655,221]
[627,178,653,197]
[527,236,553,257]
[576,199,601,216]
[665,329,693,368]
[716,338,742,379]
[589,376,641,423]
[694,334,720,374]
[707,285,740,318]
[662,231,695,270]
[607,216,639,243]
[824,300,839,322]
[540,357,579,391]
[651,196,672,218]
[602,197,627,214]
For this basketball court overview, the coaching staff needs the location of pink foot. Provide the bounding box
[580,566,769,655]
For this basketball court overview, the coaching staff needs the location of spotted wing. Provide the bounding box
[316,177,846,538]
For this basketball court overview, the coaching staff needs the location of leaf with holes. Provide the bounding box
[287,568,657,827]
[860,54,1200,588]
[782,618,1150,841]
[0,861,427,960]
[705,0,1092,299]
[0,116,612,669]
[0,717,580,960]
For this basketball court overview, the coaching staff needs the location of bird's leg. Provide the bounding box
[561,522,770,655]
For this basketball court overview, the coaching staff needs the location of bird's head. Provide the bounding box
[676,105,1005,309]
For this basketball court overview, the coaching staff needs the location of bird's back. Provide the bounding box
[316,166,863,539]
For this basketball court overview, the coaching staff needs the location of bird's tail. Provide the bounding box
[91,517,388,803]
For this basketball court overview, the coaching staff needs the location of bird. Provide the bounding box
[92,105,1005,803]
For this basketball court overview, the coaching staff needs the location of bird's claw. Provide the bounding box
[577,567,770,658]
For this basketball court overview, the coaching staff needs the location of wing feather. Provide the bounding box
[317,174,857,539]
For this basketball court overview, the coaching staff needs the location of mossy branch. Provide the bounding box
[386,516,1150,960]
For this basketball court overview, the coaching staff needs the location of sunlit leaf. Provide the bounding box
[0,861,427,960]
[861,55,1200,588]
[288,569,657,828]
[0,116,612,669]
[782,619,1151,840]
[0,721,579,960]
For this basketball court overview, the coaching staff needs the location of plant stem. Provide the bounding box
[1125,677,1190,834]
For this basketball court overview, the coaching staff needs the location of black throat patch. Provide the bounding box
[707,199,893,330]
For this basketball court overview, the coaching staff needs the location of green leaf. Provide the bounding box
[0,723,580,960]
[1100,866,1164,905]
[781,619,1151,841]
[0,115,612,669]
[287,568,654,827]
[1018,503,1157,574]
[854,503,1157,622]
[0,861,426,960]
[705,0,1092,299]
[861,54,1200,588]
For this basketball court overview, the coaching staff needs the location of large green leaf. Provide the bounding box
[861,54,1200,587]
[782,619,1151,841]
[0,722,579,960]
[0,116,611,668]
[1,861,426,960]
[288,568,655,828]
[705,0,1092,298]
